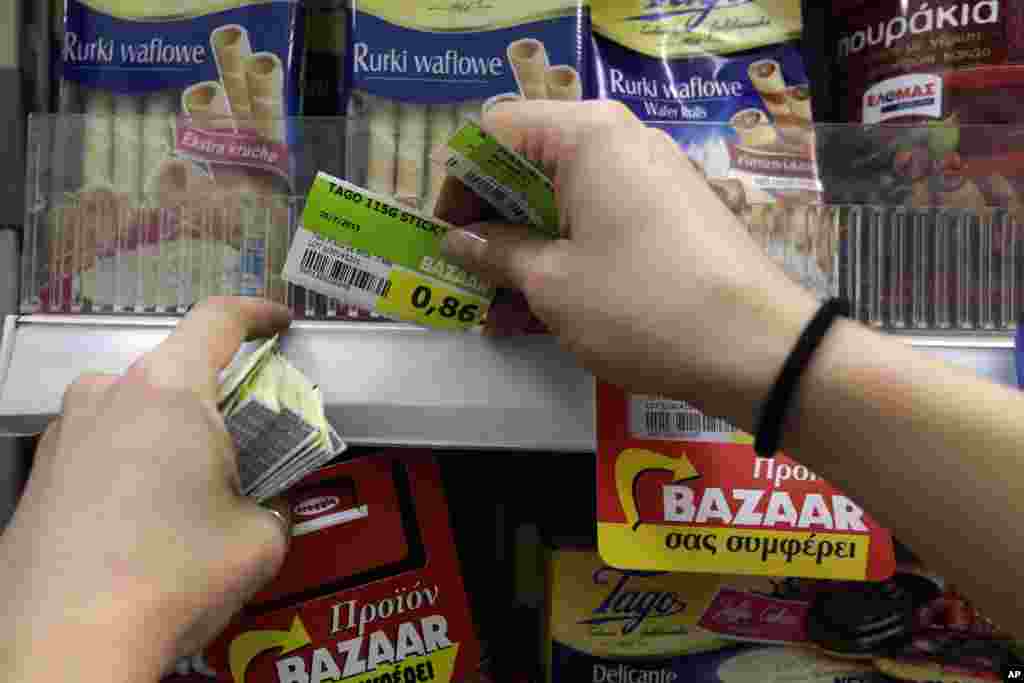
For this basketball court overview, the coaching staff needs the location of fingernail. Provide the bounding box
[442,228,487,263]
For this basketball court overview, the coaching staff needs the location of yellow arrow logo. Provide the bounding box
[615,448,699,531]
[229,615,312,683]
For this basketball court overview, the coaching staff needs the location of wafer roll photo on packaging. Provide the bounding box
[81,87,114,188]
[141,91,176,311]
[210,24,253,123]
[731,108,779,148]
[591,0,816,204]
[426,104,458,212]
[748,58,791,119]
[244,52,287,144]
[396,102,429,208]
[509,38,550,100]
[359,92,398,196]
[40,0,306,315]
[545,65,582,101]
[785,84,813,123]
[347,0,590,203]
[341,1,589,322]
[182,81,233,130]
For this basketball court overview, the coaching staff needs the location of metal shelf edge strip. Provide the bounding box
[0,316,1017,448]
[0,315,597,450]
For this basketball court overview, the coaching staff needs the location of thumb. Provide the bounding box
[172,498,292,662]
[230,496,293,598]
[441,222,555,291]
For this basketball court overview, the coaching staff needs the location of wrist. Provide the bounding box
[0,537,177,682]
[3,592,175,682]
[680,278,819,434]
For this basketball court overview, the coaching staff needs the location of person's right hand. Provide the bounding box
[437,101,819,429]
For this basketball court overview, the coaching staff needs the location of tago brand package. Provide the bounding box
[541,546,1020,681]
[653,646,886,683]
[590,0,819,205]
[164,451,482,683]
[346,0,591,215]
[543,546,732,683]
[594,384,897,581]
[41,0,305,314]
[698,564,1023,681]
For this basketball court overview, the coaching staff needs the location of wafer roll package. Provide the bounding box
[339,1,588,323]
[589,1,836,304]
[346,1,592,217]
[40,0,305,314]
[590,1,818,205]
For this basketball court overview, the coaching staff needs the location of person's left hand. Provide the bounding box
[0,298,294,682]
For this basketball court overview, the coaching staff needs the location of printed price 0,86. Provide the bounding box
[411,285,480,324]
[377,268,489,331]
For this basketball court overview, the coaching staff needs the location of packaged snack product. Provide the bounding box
[39,0,305,314]
[827,0,1024,206]
[332,1,589,323]
[542,545,733,683]
[346,1,591,215]
[695,565,1022,682]
[480,1,830,338]
[164,451,483,683]
[825,0,1024,331]
[589,0,818,205]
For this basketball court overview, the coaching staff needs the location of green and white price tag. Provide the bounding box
[283,173,494,331]
[436,120,560,238]
[283,121,558,331]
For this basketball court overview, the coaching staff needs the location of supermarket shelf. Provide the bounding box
[0,316,1017,449]
[0,315,596,450]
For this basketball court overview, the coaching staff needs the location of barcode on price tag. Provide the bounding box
[299,245,392,299]
[445,154,536,228]
[285,229,395,313]
[434,120,560,238]
[629,396,749,443]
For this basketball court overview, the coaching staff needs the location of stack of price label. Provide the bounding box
[218,336,346,501]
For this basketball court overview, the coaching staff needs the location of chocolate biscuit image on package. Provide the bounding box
[806,574,942,659]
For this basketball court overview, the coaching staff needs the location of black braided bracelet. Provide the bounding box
[754,298,851,458]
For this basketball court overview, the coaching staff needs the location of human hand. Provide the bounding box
[0,298,293,682]
[437,101,819,427]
